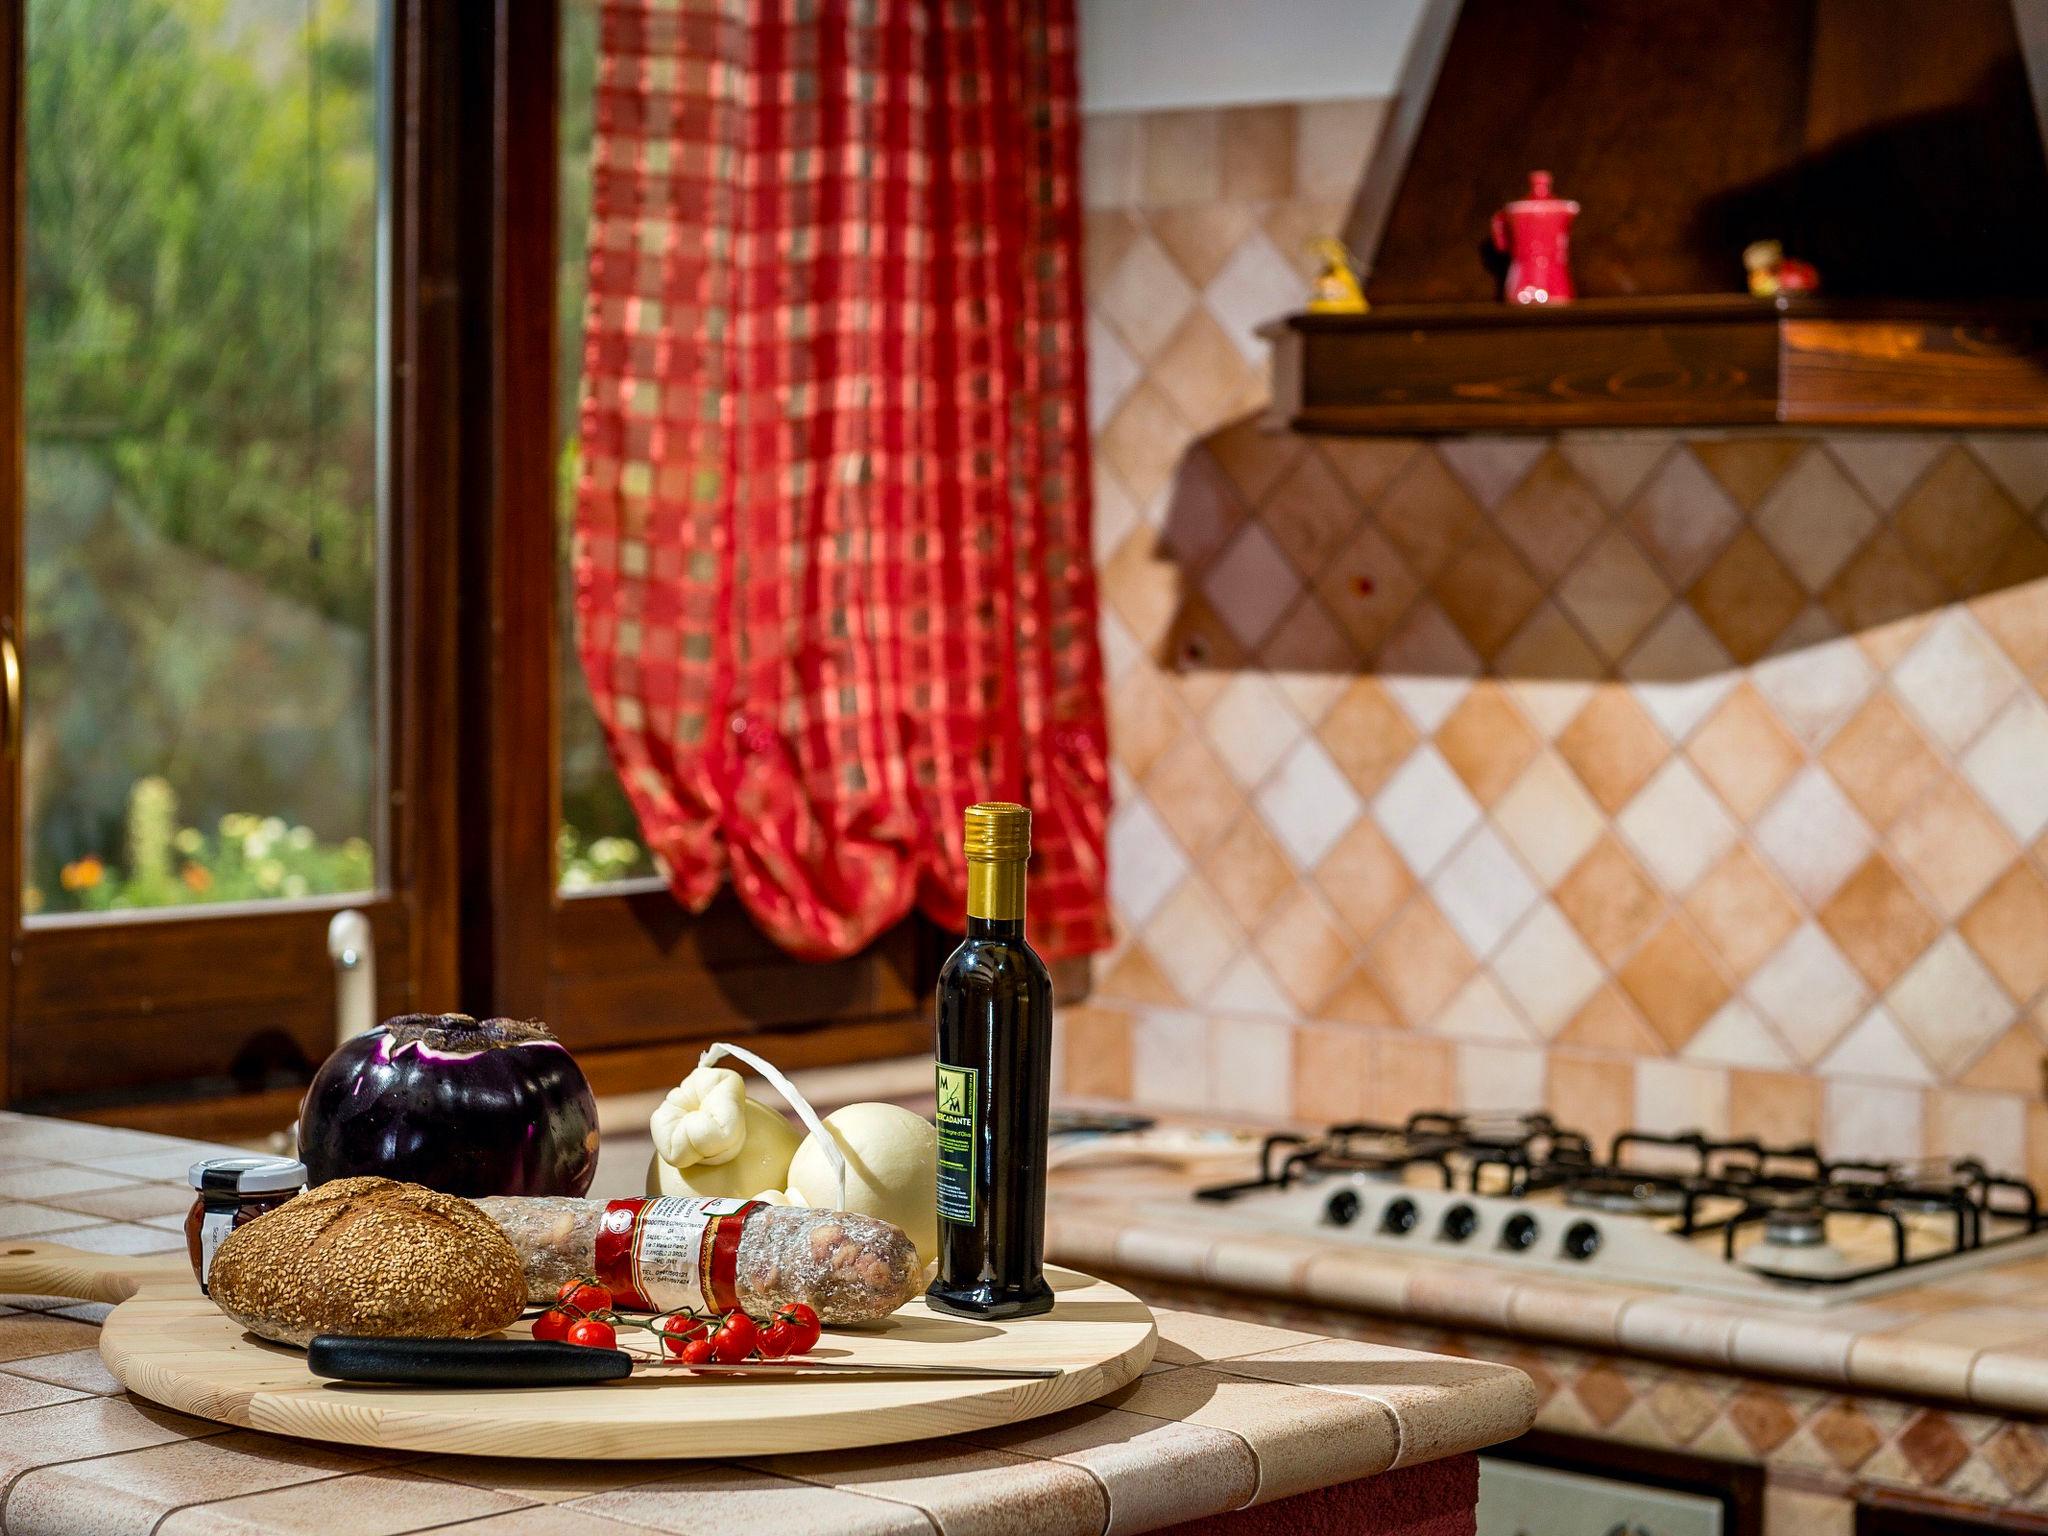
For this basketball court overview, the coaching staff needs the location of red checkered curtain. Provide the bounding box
[573,0,1112,961]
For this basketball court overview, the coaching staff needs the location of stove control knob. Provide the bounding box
[1439,1203,1478,1242]
[1500,1213,1540,1251]
[1324,1189,1363,1227]
[1381,1197,1419,1235]
[1562,1220,1602,1261]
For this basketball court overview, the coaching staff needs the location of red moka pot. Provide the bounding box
[1490,170,1579,304]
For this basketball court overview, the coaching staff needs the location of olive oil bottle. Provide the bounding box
[927,801,1056,1319]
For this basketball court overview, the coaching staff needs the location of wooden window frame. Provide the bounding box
[0,0,932,1129]
[0,0,483,1121]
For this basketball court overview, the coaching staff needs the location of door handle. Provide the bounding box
[1,630,19,757]
[327,908,376,1046]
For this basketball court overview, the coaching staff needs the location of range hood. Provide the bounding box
[1272,0,2048,434]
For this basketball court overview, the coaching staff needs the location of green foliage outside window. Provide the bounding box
[24,0,654,916]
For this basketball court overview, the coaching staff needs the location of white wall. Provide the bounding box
[1078,0,1429,113]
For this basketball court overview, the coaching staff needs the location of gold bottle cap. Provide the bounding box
[963,801,1031,863]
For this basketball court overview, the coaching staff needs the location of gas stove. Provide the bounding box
[1177,1112,2048,1307]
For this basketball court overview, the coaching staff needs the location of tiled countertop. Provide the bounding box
[0,1112,1533,1535]
[1041,1138,2048,1418]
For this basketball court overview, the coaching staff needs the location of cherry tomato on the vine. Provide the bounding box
[554,1279,611,1315]
[772,1302,821,1355]
[566,1316,617,1350]
[656,1314,710,1358]
[757,1320,798,1358]
[531,1308,574,1343]
[677,1336,716,1366]
[710,1310,760,1363]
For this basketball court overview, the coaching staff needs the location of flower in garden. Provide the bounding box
[60,855,104,891]
[181,864,212,893]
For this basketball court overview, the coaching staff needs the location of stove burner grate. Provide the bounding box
[1193,1113,2048,1285]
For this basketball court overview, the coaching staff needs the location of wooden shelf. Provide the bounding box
[1268,296,2048,435]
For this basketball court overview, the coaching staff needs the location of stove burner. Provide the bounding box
[1564,1176,1687,1215]
[1762,1206,1828,1248]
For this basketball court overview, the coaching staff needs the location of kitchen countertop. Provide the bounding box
[0,1111,1533,1535]
[1040,1126,2048,1418]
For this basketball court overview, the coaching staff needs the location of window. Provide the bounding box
[23,0,382,917]
[554,0,653,891]
[0,2,929,1122]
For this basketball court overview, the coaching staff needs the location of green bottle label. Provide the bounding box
[935,1062,977,1226]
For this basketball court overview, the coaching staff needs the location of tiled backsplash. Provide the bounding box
[1059,99,2048,1178]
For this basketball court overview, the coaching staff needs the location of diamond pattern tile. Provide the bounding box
[1747,923,1870,1064]
[1887,933,2013,1076]
[1315,517,1421,657]
[1753,764,1874,907]
[1896,447,2024,596]
[1557,688,1670,814]
[1750,606,1878,747]
[1495,451,1605,581]
[1620,606,1737,742]
[1201,522,1302,650]
[1377,599,1480,732]
[1617,757,1738,895]
[1372,745,1482,879]
[1368,896,1476,1024]
[1431,825,1541,959]
[1376,451,1483,583]
[1959,862,2048,1003]
[1818,1005,1933,1084]
[1203,671,1304,789]
[1624,448,1741,589]
[1316,677,1420,799]
[1686,684,1804,822]
[1690,529,1806,664]
[1619,918,1730,1050]
[1818,854,1939,992]
[1262,445,1363,580]
[1960,694,2048,841]
[1312,814,1415,941]
[1083,101,2048,1136]
[1491,750,1605,887]
[1753,447,1879,594]
[1828,434,1943,507]
[1891,608,2023,752]
[1434,685,1541,807]
[1822,692,1944,829]
[1555,528,1673,661]
[1255,735,1361,869]
[1555,834,1666,968]
[1433,526,1544,658]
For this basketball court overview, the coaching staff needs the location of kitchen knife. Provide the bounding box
[307,1336,1063,1389]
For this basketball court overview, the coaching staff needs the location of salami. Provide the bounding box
[475,1195,924,1324]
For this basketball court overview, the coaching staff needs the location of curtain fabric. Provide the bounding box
[574,0,1112,961]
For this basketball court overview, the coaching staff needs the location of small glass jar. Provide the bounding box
[184,1156,307,1292]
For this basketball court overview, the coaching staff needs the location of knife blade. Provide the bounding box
[307,1336,1063,1389]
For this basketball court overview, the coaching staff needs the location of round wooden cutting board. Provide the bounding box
[0,1242,1155,1459]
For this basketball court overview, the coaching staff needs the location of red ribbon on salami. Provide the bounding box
[593,1197,762,1315]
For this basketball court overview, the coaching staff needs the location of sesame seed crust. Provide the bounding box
[208,1176,528,1347]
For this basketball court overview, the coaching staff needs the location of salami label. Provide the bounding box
[594,1197,761,1314]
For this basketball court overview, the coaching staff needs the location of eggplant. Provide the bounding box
[298,1014,599,1197]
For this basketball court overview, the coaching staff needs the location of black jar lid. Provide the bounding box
[187,1156,307,1196]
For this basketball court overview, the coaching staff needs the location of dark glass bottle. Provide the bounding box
[927,801,1056,1319]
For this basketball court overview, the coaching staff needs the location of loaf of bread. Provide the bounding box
[208,1176,527,1347]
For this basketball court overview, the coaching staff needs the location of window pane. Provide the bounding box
[23,0,383,916]
[557,0,654,891]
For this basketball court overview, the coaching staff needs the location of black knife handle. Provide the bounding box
[307,1336,634,1388]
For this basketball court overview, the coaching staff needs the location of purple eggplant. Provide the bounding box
[298,1014,599,1197]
